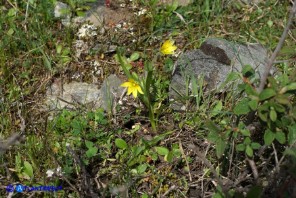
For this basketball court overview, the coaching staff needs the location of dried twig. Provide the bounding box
[246,158,258,182]
[179,140,192,181]
[0,107,25,154]
[188,144,230,195]
[66,145,97,198]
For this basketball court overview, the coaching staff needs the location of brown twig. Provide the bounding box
[258,0,296,92]
[188,144,230,195]
[246,158,258,182]
[66,145,97,198]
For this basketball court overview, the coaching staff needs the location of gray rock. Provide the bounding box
[45,74,124,112]
[169,38,268,110]
[46,80,101,110]
[54,1,72,26]
[100,74,125,112]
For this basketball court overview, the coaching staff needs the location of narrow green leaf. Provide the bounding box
[264,129,275,145]
[216,138,226,158]
[288,124,296,145]
[259,88,276,101]
[165,151,174,162]
[42,53,52,71]
[269,108,277,122]
[115,138,128,149]
[246,145,253,157]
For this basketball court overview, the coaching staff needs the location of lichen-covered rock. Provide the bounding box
[169,38,268,110]
[45,74,124,112]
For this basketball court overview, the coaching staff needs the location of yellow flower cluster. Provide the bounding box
[160,40,177,55]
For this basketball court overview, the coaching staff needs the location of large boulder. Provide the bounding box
[169,38,269,110]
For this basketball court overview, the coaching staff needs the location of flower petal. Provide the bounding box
[121,81,132,87]
[161,40,177,55]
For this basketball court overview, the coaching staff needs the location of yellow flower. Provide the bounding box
[160,40,177,55]
[121,79,144,98]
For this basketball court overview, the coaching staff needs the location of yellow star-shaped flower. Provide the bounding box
[121,79,144,98]
[160,40,177,55]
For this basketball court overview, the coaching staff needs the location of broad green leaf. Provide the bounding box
[131,145,145,157]
[240,129,251,136]
[258,111,268,122]
[205,120,221,134]
[280,82,296,93]
[86,147,98,158]
[236,144,245,151]
[234,98,250,115]
[8,8,17,16]
[56,44,62,54]
[76,10,86,17]
[42,53,52,71]
[259,88,276,101]
[251,142,261,150]
[275,131,286,144]
[211,101,222,116]
[7,28,14,35]
[244,137,251,145]
[272,103,286,113]
[248,100,258,111]
[288,124,296,145]
[284,148,296,158]
[155,147,169,156]
[219,72,240,90]
[246,145,253,157]
[23,161,34,178]
[85,140,94,149]
[246,185,263,198]
[141,194,149,198]
[275,94,290,105]
[245,84,258,96]
[264,129,275,145]
[269,108,277,122]
[137,164,148,174]
[242,65,255,77]
[129,52,140,62]
[115,138,128,149]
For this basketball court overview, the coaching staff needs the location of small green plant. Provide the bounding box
[116,39,177,131]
